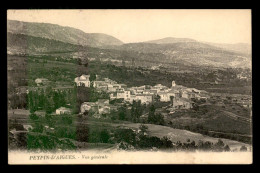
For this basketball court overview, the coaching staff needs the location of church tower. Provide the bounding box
[172,81,176,87]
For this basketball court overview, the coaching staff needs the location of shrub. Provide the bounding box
[161,136,174,149]
[99,129,110,143]
[114,128,137,146]
[240,145,247,151]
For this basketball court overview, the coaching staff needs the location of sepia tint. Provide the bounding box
[7,9,252,164]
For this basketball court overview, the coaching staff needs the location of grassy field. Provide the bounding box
[8,54,252,151]
[165,104,251,135]
[205,86,252,95]
[118,123,251,151]
[8,110,252,151]
[201,113,251,135]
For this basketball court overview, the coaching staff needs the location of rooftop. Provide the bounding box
[56,107,71,110]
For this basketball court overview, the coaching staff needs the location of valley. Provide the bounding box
[7,19,252,152]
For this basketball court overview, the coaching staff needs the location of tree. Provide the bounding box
[240,145,247,151]
[38,89,45,109]
[148,105,164,125]
[139,124,148,135]
[100,129,110,143]
[76,125,89,142]
[170,96,174,106]
[161,136,173,149]
[53,92,60,109]
[148,104,156,123]
[110,110,118,120]
[45,97,55,114]
[78,58,82,65]
[131,100,143,122]
[114,128,137,146]
[214,139,225,151]
[118,105,127,120]
[224,145,231,152]
[154,95,160,102]
[89,73,96,81]
[28,91,37,113]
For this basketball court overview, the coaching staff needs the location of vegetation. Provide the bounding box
[147,104,165,125]
[114,125,231,151]
[27,87,76,114]
[7,48,251,151]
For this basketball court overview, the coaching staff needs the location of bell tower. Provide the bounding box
[172,81,176,87]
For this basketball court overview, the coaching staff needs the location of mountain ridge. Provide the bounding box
[144,37,197,44]
[7,20,251,69]
[7,20,124,48]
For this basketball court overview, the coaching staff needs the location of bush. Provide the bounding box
[99,129,110,143]
[27,133,76,150]
[161,136,174,149]
[76,125,89,142]
[240,145,247,151]
[114,128,137,146]
[214,139,225,151]
[61,115,73,125]
[139,124,148,134]
[55,126,75,139]
[137,135,162,149]
[29,113,39,121]
[224,145,231,151]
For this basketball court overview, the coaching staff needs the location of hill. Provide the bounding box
[204,42,251,55]
[118,123,251,151]
[7,20,251,69]
[7,20,124,48]
[7,32,80,55]
[144,37,197,44]
[109,42,251,68]
[145,37,251,56]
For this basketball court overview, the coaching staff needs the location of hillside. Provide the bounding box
[109,42,251,68]
[7,32,81,55]
[119,123,251,150]
[145,37,251,56]
[144,37,197,44]
[204,42,252,55]
[7,20,124,48]
[7,20,251,69]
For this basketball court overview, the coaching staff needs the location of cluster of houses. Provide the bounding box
[80,99,119,118]
[75,74,210,115]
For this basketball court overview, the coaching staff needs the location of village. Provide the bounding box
[74,74,210,118]
[9,71,252,123]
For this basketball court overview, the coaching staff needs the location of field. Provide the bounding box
[201,112,251,135]
[8,54,251,94]
[8,110,251,152]
[118,123,251,151]
[7,54,252,151]
[206,86,252,95]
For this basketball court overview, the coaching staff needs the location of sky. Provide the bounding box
[7,9,251,44]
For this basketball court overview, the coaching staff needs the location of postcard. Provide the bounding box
[7,9,252,164]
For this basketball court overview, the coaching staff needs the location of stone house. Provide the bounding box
[35,78,49,86]
[74,75,90,87]
[55,107,72,115]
